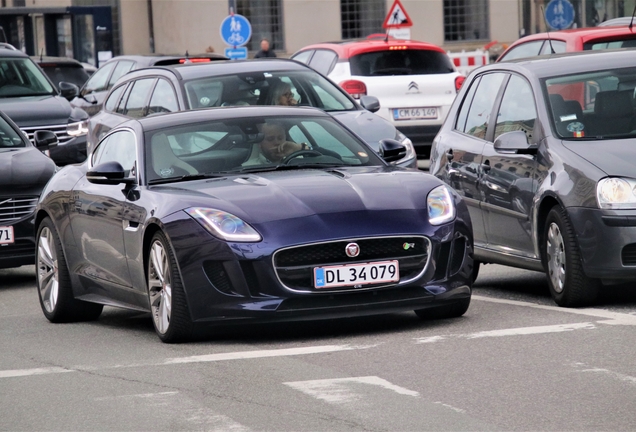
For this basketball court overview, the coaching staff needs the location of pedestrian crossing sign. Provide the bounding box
[383,0,413,29]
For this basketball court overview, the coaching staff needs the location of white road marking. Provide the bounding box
[94,391,179,401]
[284,376,419,404]
[0,345,375,379]
[0,366,73,378]
[472,295,636,325]
[415,322,596,344]
[572,362,636,386]
[434,401,466,413]
[163,344,374,365]
[184,410,251,431]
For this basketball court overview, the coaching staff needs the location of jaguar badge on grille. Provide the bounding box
[345,242,360,258]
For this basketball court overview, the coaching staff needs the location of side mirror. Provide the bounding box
[33,130,58,150]
[359,95,380,113]
[379,138,407,163]
[87,161,136,185]
[494,130,537,154]
[59,81,79,101]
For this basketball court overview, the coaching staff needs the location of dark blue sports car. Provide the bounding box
[35,106,474,342]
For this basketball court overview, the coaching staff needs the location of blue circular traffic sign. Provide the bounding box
[220,14,252,47]
[545,0,575,30]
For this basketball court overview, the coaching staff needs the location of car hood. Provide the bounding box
[329,110,396,151]
[563,139,636,177]
[0,95,70,127]
[0,147,56,190]
[154,166,441,226]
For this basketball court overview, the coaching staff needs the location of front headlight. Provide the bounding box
[67,120,89,137]
[394,130,416,164]
[428,185,456,225]
[186,207,262,242]
[597,177,636,209]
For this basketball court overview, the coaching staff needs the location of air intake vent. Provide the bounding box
[621,244,636,266]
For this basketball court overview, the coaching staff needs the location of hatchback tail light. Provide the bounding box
[339,80,367,99]
[455,76,466,92]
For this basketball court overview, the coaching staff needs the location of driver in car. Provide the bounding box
[243,122,309,166]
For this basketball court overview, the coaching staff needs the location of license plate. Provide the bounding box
[314,260,399,288]
[0,226,14,245]
[393,107,438,120]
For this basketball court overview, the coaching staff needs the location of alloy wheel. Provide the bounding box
[546,222,566,293]
[37,226,59,313]
[148,240,172,334]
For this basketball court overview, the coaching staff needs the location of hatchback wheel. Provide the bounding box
[543,207,599,307]
[36,217,103,322]
[147,231,193,343]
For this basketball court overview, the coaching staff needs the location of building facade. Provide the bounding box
[0,0,632,65]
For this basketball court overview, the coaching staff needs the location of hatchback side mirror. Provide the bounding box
[494,130,537,154]
[359,95,380,113]
[59,81,79,101]
[379,138,407,163]
[87,161,136,185]
[33,130,58,150]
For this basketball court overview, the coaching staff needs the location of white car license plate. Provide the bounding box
[393,107,438,120]
[314,260,399,288]
[0,226,14,245]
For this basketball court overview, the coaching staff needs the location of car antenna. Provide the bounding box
[540,5,556,54]
[629,3,636,30]
[39,48,43,62]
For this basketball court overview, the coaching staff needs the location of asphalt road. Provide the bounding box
[1,263,636,431]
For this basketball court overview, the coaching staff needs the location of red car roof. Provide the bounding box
[501,25,636,54]
[294,38,446,60]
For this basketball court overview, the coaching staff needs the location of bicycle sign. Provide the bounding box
[545,0,574,30]
[220,14,252,48]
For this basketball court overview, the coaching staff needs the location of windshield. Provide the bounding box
[0,58,55,97]
[39,63,90,89]
[0,116,25,148]
[183,70,356,112]
[349,49,455,76]
[145,115,381,183]
[544,66,636,140]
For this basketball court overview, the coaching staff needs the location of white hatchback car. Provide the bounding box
[292,37,465,158]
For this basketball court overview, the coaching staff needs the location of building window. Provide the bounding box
[236,0,284,52]
[444,0,489,42]
[341,0,385,39]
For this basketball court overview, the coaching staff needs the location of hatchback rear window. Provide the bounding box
[349,49,454,76]
[39,64,90,89]
[584,37,636,50]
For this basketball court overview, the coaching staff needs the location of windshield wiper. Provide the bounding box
[230,163,347,174]
[148,173,227,185]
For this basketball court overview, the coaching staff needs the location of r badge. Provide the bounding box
[345,242,360,258]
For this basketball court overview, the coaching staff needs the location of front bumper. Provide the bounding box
[568,207,636,280]
[164,211,474,325]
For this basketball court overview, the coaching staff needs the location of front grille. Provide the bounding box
[621,243,636,266]
[274,236,430,291]
[0,197,38,223]
[0,239,34,257]
[20,124,72,145]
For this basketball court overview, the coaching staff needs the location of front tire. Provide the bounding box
[543,207,599,307]
[147,231,193,343]
[36,217,103,322]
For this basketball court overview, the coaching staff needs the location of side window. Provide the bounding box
[494,75,537,141]
[292,50,314,65]
[455,76,481,132]
[92,131,137,176]
[116,83,133,115]
[122,78,156,118]
[148,79,179,115]
[107,60,135,89]
[81,61,116,95]
[308,50,338,75]
[463,73,507,139]
[539,40,566,55]
[104,84,127,112]
[498,40,544,61]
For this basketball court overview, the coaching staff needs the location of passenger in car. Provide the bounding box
[268,81,298,106]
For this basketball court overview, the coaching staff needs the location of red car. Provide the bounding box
[497,25,636,62]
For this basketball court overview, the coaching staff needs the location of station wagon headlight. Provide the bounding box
[67,120,89,137]
[186,207,262,242]
[597,177,636,209]
[428,185,455,225]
